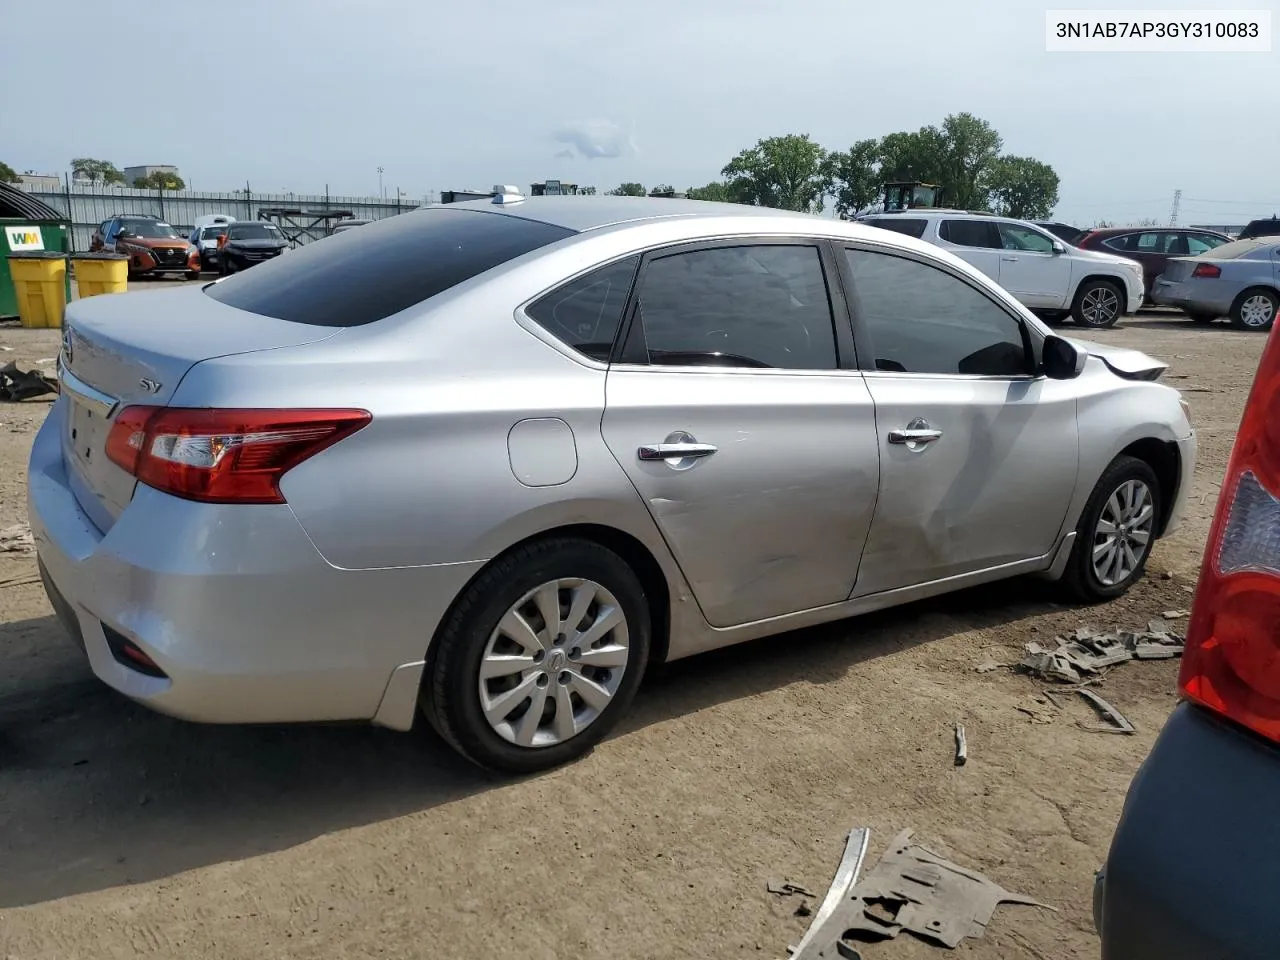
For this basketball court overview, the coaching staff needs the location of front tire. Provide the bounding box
[1229,288,1278,332]
[423,538,651,774]
[1071,279,1125,328]
[1060,455,1161,602]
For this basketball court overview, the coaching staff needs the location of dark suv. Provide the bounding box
[1239,216,1280,240]
[1095,323,1280,958]
[90,214,200,280]
[217,221,289,274]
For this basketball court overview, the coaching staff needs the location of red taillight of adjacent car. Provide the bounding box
[105,407,371,504]
[1192,263,1222,279]
[1179,326,1280,741]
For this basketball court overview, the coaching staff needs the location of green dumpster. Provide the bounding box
[0,182,74,319]
[1,220,72,318]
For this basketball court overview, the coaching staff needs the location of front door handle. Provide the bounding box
[638,442,718,461]
[1000,256,1019,262]
[888,428,942,444]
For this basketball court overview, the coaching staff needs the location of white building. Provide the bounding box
[124,164,180,185]
[17,173,60,191]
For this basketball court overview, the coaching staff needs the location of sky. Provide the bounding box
[6,0,1279,226]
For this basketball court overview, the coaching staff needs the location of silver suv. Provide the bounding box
[861,211,1145,328]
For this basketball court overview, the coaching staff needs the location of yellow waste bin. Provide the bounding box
[6,251,68,329]
[72,252,129,298]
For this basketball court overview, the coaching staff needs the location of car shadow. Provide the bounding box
[0,578,1065,908]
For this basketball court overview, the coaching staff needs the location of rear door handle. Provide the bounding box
[638,442,718,461]
[885,430,947,445]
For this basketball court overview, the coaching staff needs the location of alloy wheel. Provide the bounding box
[1080,285,1121,326]
[478,578,630,748]
[1091,479,1155,586]
[1240,294,1276,329]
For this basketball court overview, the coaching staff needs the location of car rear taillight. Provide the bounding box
[105,407,371,504]
[1180,326,1280,741]
[1192,263,1222,278]
[1076,231,1097,246]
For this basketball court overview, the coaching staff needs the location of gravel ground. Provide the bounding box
[0,307,1265,960]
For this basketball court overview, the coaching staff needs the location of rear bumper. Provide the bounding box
[26,400,483,729]
[1096,702,1280,959]
[1150,279,1233,316]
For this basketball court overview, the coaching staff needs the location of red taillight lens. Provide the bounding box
[105,407,371,504]
[1192,263,1222,278]
[1180,327,1280,741]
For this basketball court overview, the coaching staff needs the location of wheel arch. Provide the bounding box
[1074,272,1128,300]
[422,523,676,696]
[1116,436,1181,537]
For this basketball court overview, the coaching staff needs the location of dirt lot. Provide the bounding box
[0,308,1264,960]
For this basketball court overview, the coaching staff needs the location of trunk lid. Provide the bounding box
[58,285,340,530]
[1162,257,1196,283]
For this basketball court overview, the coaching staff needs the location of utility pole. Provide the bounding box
[377,166,385,200]
[1169,189,1182,227]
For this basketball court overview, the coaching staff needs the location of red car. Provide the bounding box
[1075,227,1232,301]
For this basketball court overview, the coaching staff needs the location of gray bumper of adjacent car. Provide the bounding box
[1095,702,1280,960]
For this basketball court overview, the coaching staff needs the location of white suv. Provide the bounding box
[860,211,1145,328]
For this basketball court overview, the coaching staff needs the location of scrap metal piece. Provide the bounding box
[790,830,1054,957]
[789,828,870,958]
[1077,688,1135,734]
[768,880,817,898]
[0,362,58,402]
[954,723,967,766]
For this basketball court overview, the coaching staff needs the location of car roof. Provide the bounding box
[437,195,803,233]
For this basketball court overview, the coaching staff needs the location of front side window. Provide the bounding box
[939,219,1000,249]
[631,244,837,369]
[998,223,1055,253]
[1186,233,1226,255]
[845,248,1030,377]
[526,256,639,361]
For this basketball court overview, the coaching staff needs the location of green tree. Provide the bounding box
[686,181,733,202]
[877,128,947,186]
[721,134,829,213]
[0,161,19,184]
[579,185,597,195]
[70,157,125,184]
[607,182,646,196]
[935,112,1003,210]
[984,155,1060,221]
[133,170,186,190]
[821,138,880,217]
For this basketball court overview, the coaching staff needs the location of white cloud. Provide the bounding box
[551,120,637,160]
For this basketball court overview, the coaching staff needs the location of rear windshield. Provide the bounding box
[862,217,928,239]
[1200,238,1272,259]
[228,223,283,241]
[204,208,575,326]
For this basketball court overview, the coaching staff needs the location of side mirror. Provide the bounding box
[1051,240,1067,255]
[1042,335,1087,379]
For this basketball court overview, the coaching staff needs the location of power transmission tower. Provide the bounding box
[1169,189,1182,226]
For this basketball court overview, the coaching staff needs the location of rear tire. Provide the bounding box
[185,270,200,281]
[1187,312,1217,324]
[1071,279,1125,328]
[423,538,651,774]
[1060,455,1161,603]
[1229,288,1278,332]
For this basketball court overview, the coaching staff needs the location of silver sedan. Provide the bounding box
[1151,238,1280,330]
[29,194,1196,772]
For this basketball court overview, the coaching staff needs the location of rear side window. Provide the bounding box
[526,256,639,361]
[939,219,1000,249]
[205,209,575,326]
[862,218,928,239]
[632,244,837,369]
